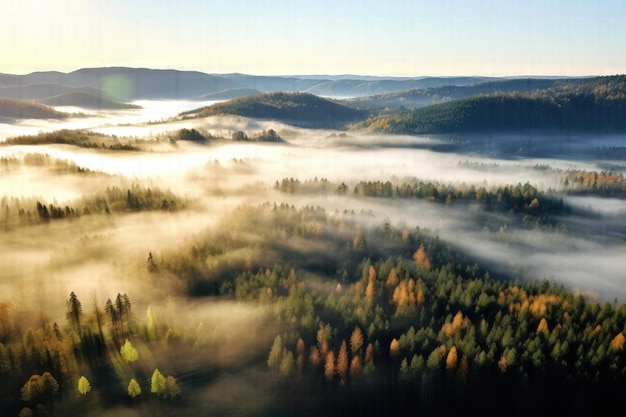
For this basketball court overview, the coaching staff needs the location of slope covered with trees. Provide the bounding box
[356,75,626,134]
[39,92,140,110]
[0,98,74,120]
[3,129,141,150]
[180,92,369,128]
[343,78,559,111]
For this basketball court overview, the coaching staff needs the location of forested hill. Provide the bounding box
[180,92,369,128]
[356,75,626,134]
[40,92,140,109]
[343,78,559,110]
[0,98,72,120]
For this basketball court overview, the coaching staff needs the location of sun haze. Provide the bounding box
[2,0,625,76]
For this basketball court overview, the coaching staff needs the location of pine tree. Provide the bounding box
[267,335,283,371]
[67,292,82,332]
[279,350,295,377]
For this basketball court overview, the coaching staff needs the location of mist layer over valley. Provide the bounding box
[2,86,626,416]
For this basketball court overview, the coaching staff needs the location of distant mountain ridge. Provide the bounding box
[0,67,503,102]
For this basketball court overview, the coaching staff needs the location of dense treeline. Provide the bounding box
[274,177,566,219]
[3,129,141,151]
[562,170,626,197]
[0,153,97,174]
[1,183,188,229]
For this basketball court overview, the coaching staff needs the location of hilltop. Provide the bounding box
[40,92,141,109]
[0,98,73,120]
[181,92,369,128]
[343,78,559,111]
[198,88,262,100]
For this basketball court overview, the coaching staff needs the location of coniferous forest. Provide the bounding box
[1,70,626,417]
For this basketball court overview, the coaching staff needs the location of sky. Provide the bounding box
[2,0,625,77]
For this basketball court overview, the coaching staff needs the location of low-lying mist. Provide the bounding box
[2,106,626,304]
[3,100,626,416]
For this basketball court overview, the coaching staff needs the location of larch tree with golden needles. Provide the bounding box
[446,346,458,370]
[365,343,374,363]
[310,346,321,366]
[296,338,306,370]
[386,267,399,289]
[536,317,549,335]
[349,355,362,378]
[413,244,431,270]
[365,266,376,301]
[336,340,349,379]
[324,351,335,381]
[350,327,364,354]
[609,333,625,350]
[390,338,400,357]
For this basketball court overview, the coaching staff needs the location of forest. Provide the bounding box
[355,76,626,134]
[1,71,626,416]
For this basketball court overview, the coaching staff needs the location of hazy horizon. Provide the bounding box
[1,66,611,79]
[2,1,625,77]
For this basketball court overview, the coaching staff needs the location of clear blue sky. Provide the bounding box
[2,0,625,76]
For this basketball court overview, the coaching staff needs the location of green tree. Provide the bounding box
[267,335,283,370]
[151,369,166,398]
[427,347,444,369]
[399,358,410,381]
[121,339,139,362]
[77,376,91,395]
[146,306,158,339]
[279,350,295,377]
[67,292,82,332]
[128,378,142,398]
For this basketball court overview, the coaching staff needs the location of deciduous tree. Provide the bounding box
[77,376,91,395]
[350,327,364,354]
[336,340,349,379]
[121,339,139,362]
[128,378,142,398]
